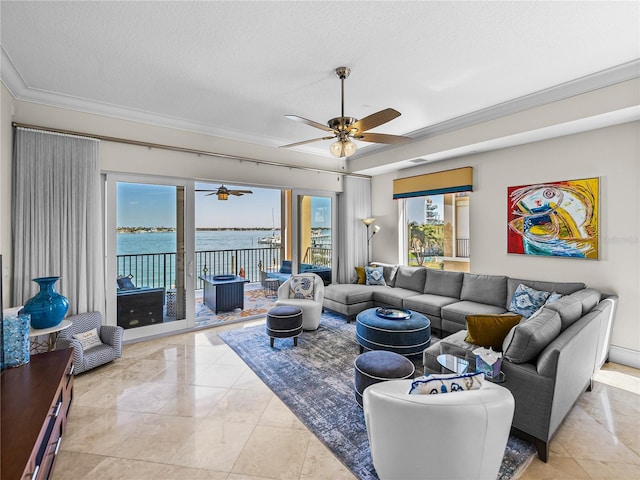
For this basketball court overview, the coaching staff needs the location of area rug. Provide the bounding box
[195,283,276,327]
[219,311,536,480]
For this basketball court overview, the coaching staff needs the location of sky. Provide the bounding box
[117,182,331,228]
[406,195,444,224]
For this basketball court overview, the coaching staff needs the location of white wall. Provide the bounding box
[371,121,640,363]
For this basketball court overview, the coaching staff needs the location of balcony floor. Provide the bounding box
[164,282,277,328]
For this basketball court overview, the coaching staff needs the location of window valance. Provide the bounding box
[393,166,473,199]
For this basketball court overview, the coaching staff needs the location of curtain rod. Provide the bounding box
[12,122,370,178]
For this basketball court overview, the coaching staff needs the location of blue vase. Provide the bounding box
[22,276,69,329]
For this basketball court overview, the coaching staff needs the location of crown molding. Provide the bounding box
[0,47,277,146]
[3,45,638,156]
[352,59,640,159]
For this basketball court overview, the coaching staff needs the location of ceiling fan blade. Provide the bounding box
[349,108,401,134]
[285,115,336,133]
[280,136,335,148]
[356,132,411,144]
[229,190,253,195]
[196,189,217,192]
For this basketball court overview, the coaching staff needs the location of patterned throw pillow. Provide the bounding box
[509,283,551,318]
[408,372,484,395]
[72,328,103,351]
[289,275,315,299]
[545,292,564,304]
[365,266,386,286]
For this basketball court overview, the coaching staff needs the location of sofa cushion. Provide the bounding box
[460,274,507,308]
[424,269,464,297]
[354,266,366,284]
[503,309,561,364]
[508,283,551,318]
[373,287,421,308]
[544,293,584,331]
[403,293,460,319]
[280,260,292,274]
[571,288,602,314]
[465,313,523,351]
[365,266,386,286]
[393,266,427,293]
[442,301,508,327]
[506,278,585,309]
[323,284,379,305]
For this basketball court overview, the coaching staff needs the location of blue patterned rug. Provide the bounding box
[219,311,536,480]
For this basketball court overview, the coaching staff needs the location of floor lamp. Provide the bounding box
[362,218,380,265]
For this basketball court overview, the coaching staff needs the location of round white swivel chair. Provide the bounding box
[275,273,324,330]
[363,379,515,480]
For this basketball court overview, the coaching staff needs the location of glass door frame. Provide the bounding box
[105,173,196,341]
[290,188,337,284]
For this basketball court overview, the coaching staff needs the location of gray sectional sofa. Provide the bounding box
[322,265,618,461]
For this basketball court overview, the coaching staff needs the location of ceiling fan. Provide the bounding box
[281,66,411,158]
[196,185,253,201]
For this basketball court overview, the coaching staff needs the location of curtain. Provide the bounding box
[12,127,104,316]
[337,176,371,284]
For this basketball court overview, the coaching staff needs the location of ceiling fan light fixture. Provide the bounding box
[217,192,229,200]
[330,138,357,158]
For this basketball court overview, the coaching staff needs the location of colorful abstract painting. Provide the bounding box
[507,178,599,259]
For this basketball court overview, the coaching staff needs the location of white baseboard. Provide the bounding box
[608,345,640,369]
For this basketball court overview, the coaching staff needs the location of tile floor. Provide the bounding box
[53,319,640,479]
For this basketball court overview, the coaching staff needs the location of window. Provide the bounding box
[405,193,470,270]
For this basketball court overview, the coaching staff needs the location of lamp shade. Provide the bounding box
[362,217,376,226]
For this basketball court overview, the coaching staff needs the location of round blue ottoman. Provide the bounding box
[354,350,415,407]
[356,308,431,356]
[266,306,303,348]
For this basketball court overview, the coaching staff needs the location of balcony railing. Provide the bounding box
[456,238,470,258]
[117,247,283,290]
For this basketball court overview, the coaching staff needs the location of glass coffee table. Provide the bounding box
[437,353,505,383]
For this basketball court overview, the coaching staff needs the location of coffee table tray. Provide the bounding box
[375,308,412,320]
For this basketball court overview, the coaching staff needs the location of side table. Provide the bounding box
[263,278,280,298]
[29,319,72,353]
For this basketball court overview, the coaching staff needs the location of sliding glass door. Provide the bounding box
[106,174,195,340]
[292,190,336,285]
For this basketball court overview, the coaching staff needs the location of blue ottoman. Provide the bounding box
[266,306,303,348]
[356,308,431,356]
[354,350,415,407]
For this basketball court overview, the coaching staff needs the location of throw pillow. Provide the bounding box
[117,275,136,290]
[365,266,386,286]
[545,292,564,304]
[72,328,103,351]
[509,283,551,318]
[408,372,484,395]
[465,313,523,351]
[354,266,366,285]
[289,275,315,299]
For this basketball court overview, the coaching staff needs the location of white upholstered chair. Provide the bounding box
[363,379,515,480]
[275,273,324,330]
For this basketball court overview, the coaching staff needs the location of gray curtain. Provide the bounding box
[12,127,104,316]
[337,176,372,284]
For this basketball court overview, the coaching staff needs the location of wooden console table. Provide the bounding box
[1,348,74,480]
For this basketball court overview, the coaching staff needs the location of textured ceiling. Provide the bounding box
[1,1,639,160]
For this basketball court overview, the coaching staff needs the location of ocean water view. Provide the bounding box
[117,230,280,255]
